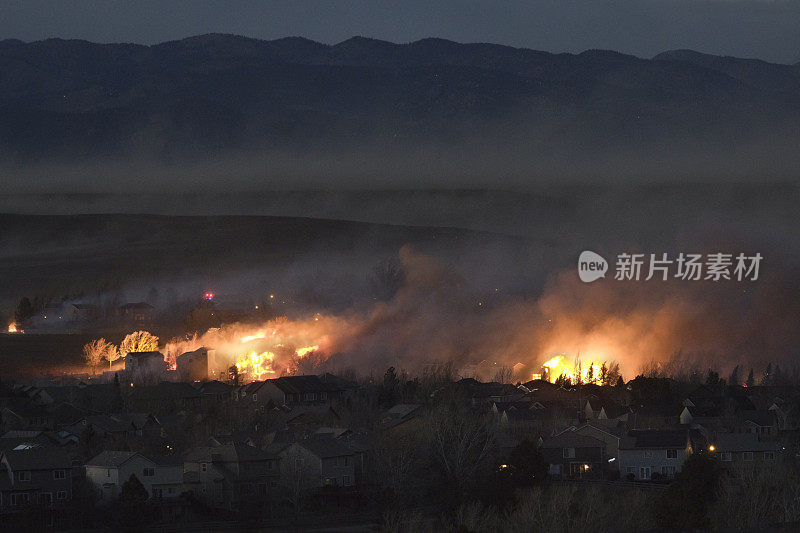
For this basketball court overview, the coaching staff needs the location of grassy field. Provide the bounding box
[0,333,95,378]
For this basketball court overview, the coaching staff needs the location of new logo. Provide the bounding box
[578,251,608,282]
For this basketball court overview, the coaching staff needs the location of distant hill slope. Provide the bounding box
[0,212,516,309]
[0,34,799,171]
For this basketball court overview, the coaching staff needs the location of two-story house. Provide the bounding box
[245,375,337,407]
[277,438,357,488]
[712,433,781,465]
[118,303,156,329]
[85,451,182,502]
[0,445,72,511]
[183,443,279,511]
[126,382,202,413]
[538,433,605,479]
[556,420,625,472]
[124,352,168,384]
[618,429,692,480]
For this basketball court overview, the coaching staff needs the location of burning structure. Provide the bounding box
[176,348,219,382]
[77,245,800,386]
[124,351,168,383]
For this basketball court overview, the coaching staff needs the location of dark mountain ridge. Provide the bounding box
[1,34,799,179]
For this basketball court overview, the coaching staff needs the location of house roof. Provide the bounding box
[382,404,423,420]
[1,401,51,419]
[3,446,71,470]
[688,385,719,399]
[40,386,79,404]
[299,437,355,459]
[452,378,518,398]
[50,402,87,426]
[684,405,722,418]
[738,410,775,427]
[268,375,338,395]
[577,420,626,438]
[77,414,134,434]
[318,373,359,390]
[632,405,677,418]
[149,454,183,466]
[185,443,274,464]
[714,433,780,453]
[1,430,42,439]
[313,427,352,439]
[129,382,201,401]
[120,302,154,310]
[197,380,233,394]
[540,434,605,449]
[126,350,163,359]
[86,450,141,468]
[281,405,340,425]
[620,429,688,450]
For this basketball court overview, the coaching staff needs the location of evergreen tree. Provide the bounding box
[14,297,35,324]
[728,365,740,386]
[705,369,721,386]
[774,364,784,385]
[746,368,755,387]
[763,363,773,385]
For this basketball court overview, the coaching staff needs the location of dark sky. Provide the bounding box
[1,0,799,63]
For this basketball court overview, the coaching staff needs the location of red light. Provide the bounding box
[204,292,214,301]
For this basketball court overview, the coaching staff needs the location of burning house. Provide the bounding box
[124,351,168,384]
[175,347,220,382]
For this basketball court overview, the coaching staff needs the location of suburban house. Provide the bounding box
[65,414,136,441]
[176,348,211,382]
[126,382,202,413]
[734,410,778,438]
[0,445,72,511]
[379,404,425,436]
[183,443,279,510]
[85,451,182,502]
[630,405,680,429]
[557,420,625,471]
[65,413,161,441]
[583,399,630,422]
[118,302,156,329]
[680,405,724,427]
[1,402,54,431]
[124,351,168,383]
[618,429,692,480]
[196,380,234,403]
[712,433,781,465]
[318,373,361,405]
[246,375,337,407]
[538,433,605,480]
[277,438,357,487]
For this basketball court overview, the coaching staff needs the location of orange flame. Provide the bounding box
[235,350,276,381]
[541,354,603,385]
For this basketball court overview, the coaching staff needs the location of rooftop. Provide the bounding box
[620,429,689,450]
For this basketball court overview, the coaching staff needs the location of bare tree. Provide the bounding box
[492,365,513,384]
[163,332,199,370]
[279,445,316,514]
[428,406,495,493]
[368,257,404,301]
[120,330,159,355]
[82,338,116,375]
[106,344,120,368]
[372,431,423,504]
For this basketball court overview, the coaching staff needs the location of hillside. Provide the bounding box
[1,35,799,172]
